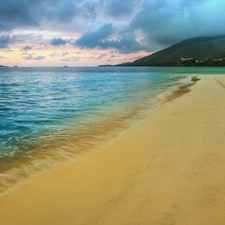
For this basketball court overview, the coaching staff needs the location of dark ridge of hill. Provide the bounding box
[117,35,225,66]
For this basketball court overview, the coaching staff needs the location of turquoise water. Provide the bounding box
[0,66,225,195]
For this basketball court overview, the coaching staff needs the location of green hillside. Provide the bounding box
[121,35,225,66]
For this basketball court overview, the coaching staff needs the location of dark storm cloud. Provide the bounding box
[130,0,225,49]
[51,38,68,46]
[78,0,102,20]
[104,0,138,18]
[0,0,77,31]
[74,24,150,53]
[1,0,225,54]
[0,0,38,30]
[74,0,225,52]
[74,23,113,48]
[114,33,150,54]
[0,36,11,48]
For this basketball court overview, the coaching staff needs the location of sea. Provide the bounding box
[0,66,225,196]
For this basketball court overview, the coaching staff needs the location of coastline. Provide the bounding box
[1,75,225,224]
[0,74,192,198]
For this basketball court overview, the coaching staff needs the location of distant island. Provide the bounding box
[98,64,112,67]
[100,35,225,67]
[0,65,18,68]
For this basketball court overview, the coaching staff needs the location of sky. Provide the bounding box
[0,0,225,67]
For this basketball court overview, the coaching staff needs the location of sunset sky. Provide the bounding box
[1,0,225,67]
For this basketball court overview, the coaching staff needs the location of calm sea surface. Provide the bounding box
[0,66,225,195]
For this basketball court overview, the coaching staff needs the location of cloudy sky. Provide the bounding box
[0,0,225,66]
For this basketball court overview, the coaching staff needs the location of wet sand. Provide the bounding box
[1,75,225,225]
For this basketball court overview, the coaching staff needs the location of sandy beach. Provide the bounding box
[1,75,225,225]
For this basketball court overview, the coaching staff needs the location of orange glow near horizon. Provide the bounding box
[0,43,151,67]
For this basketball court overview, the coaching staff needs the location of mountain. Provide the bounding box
[117,35,225,66]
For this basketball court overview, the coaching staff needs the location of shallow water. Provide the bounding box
[0,66,224,196]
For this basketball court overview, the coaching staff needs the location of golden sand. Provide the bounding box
[1,75,225,225]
